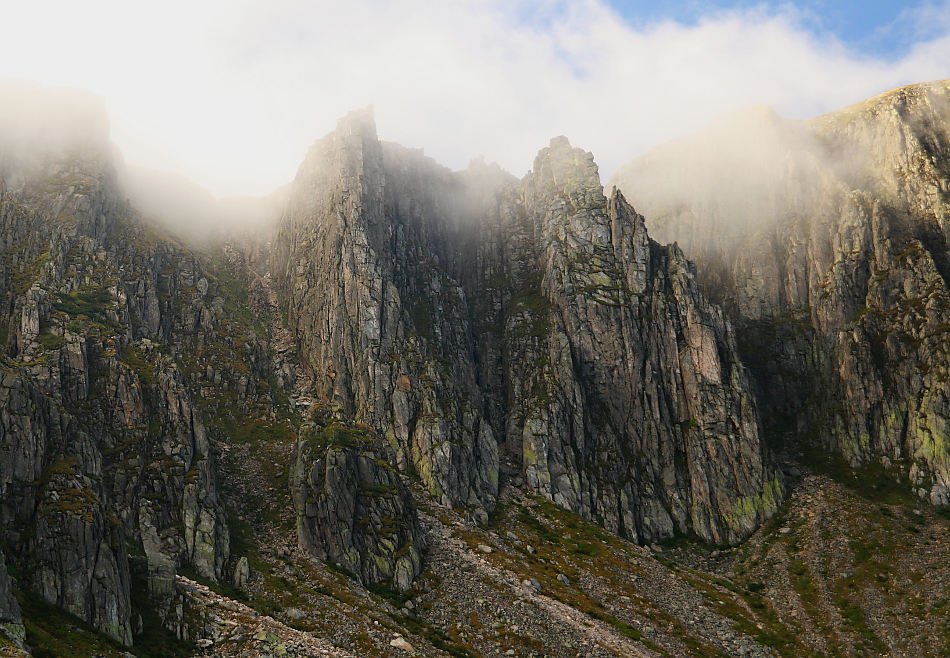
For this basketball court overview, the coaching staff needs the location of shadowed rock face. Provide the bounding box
[612,80,950,507]
[0,546,26,651]
[273,110,500,518]
[292,417,424,591]
[0,111,233,645]
[276,113,782,547]
[468,138,780,544]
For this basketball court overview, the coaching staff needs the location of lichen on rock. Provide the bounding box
[291,413,424,591]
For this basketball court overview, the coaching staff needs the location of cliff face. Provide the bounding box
[0,105,291,649]
[291,414,424,591]
[467,138,779,544]
[275,114,781,547]
[611,80,950,507]
[28,85,950,653]
[0,546,25,651]
[273,110,500,519]
[0,150,238,645]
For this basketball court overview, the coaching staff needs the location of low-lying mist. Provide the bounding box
[609,105,829,251]
[609,80,950,257]
[4,75,950,251]
[0,82,111,182]
[0,81,284,243]
[119,165,286,243]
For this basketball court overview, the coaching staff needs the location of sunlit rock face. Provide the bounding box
[612,80,950,507]
[275,112,782,547]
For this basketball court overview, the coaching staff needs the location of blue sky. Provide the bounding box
[605,0,942,57]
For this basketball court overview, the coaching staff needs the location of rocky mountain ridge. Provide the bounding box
[273,111,780,552]
[0,80,948,657]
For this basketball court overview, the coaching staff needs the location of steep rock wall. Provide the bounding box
[612,80,950,505]
[275,115,781,546]
[467,138,780,544]
[273,110,499,517]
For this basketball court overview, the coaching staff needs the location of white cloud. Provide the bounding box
[1,0,948,196]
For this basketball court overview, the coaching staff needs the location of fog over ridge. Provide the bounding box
[1,0,949,199]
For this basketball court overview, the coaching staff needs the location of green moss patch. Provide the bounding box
[53,288,112,323]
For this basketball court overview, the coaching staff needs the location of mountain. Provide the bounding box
[611,79,950,508]
[0,92,262,651]
[272,111,779,548]
[0,82,948,657]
